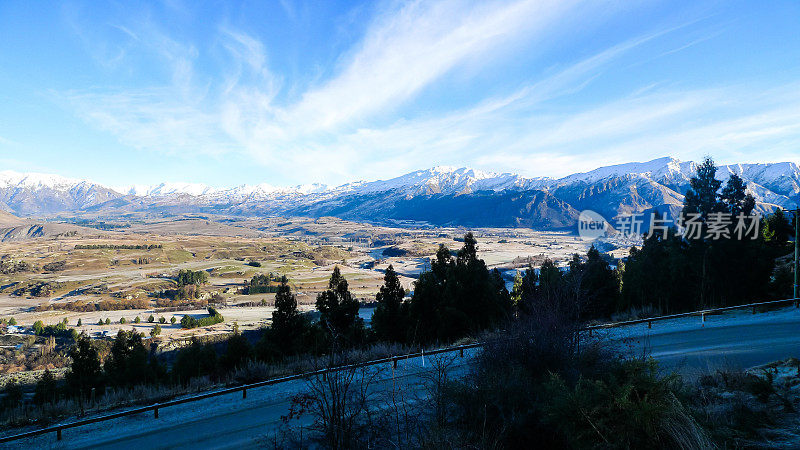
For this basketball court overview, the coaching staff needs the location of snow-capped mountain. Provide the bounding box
[1,157,797,228]
[0,170,121,216]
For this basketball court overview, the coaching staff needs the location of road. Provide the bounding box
[603,305,800,376]
[3,306,800,449]
[1,351,471,449]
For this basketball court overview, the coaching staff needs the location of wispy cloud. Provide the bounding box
[56,0,800,186]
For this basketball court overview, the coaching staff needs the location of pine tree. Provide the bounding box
[272,276,300,336]
[408,234,510,344]
[66,335,102,397]
[315,267,363,344]
[457,232,478,264]
[721,173,755,216]
[222,331,252,369]
[539,258,563,300]
[683,156,723,218]
[372,265,408,343]
[35,369,57,405]
[105,330,150,387]
[2,382,23,409]
[764,209,791,246]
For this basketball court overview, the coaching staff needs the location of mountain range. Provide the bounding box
[1,157,798,230]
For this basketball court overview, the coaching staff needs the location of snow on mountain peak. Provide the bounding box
[0,170,94,189]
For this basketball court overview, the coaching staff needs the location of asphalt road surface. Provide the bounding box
[604,305,800,376]
[4,306,800,449]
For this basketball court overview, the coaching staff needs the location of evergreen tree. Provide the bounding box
[66,335,102,398]
[457,232,478,265]
[763,209,792,246]
[222,329,252,369]
[538,258,564,301]
[720,173,755,217]
[257,275,310,360]
[104,330,152,387]
[683,156,723,218]
[172,340,218,384]
[408,234,511,344]
[2,382,23,409]
[371,265,408,343]
[514,265,539,315]
[272,276,300,337]
[315,267,363,345]
[34,369,57,405]
[566,246,619,320]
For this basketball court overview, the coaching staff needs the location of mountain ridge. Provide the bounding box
[2,157,797,229]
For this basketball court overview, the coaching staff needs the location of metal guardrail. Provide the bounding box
[0,342,483,444]
[1,297,797,444]
[582,297,799,332]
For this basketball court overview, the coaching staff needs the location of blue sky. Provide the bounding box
[0,0,798,188]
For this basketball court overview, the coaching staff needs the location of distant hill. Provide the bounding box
[2,157,798,230]
[0,209,23,226]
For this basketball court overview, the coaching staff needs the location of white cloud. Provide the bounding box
[284,0,583,131]
[57,0,800,187]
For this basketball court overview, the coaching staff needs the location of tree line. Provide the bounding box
[74,244,162,250]
[621,157,793,314]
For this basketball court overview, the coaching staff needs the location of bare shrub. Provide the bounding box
[284,355,383,449]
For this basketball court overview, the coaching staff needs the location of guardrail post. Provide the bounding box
[57,427,62,441]
[154,404,159,419]
[648,321,652,329]
[701,313,705,327]
[392,358,397,369]
[460,348,464,357]
[242,388,247,399]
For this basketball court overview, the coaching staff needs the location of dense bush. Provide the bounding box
[180,308,224,329]
[245,273,280,294]
[176,269,208,287]
[0,259,31,274]
[42,261,67,272]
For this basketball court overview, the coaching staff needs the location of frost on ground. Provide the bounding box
[691,358,800,448]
